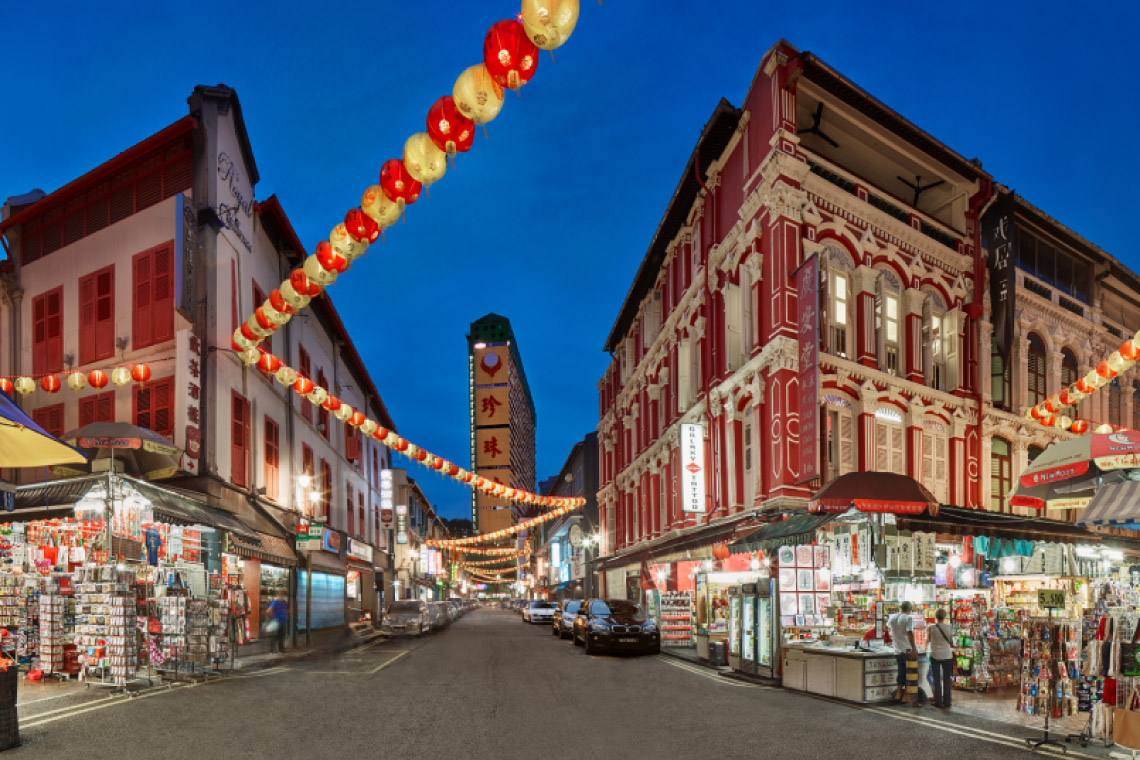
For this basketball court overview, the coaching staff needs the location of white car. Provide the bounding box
[522,601,556,624]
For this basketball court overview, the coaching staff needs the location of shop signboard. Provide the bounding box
[982,191,1017,357]
[322,529,342,554]
[396,504,408,545]
[174,329,202,475]
[570,554,584,580]
[348,539,373,563]
[1038,589,1066,609]
[296,523,323,552]
[795,253,820,483]
[680,423,707,514]
[78,437,141,449]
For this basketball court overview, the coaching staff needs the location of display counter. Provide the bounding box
[782,644,897,703]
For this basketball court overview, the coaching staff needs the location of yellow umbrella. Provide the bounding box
[0,391,86,467]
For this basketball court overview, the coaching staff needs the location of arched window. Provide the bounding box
[874,407,905,475]
[991,336,1010,410]
[1110,378,1123,428]
[822,245,855,360]
[1027,334,1047,407]
[991,437,1012,512]
[1061,350,1079,415]
[876,271,902,375]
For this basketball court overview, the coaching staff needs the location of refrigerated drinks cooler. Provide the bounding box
[735,581,774,677]
[728,588,743,671]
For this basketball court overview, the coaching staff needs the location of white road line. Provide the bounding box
[20,684,187,730]
[657,658,769,688]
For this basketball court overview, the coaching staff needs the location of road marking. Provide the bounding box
[291,649,409,676]
[20,684,186,730]
[657,658,770,689]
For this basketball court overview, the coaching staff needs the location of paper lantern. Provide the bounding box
[293,376,315,396]
[360,419,378,436]
[275,366,298,386]
[322,396,342,413]
[349,410,366,427]
[361,185,401,230]
[329,222,367,262]
[14,377,33,396]
[345,208,380,244]
[40,375,61,394]
[1108,351,1128,374]
[1056,415,1073,431]
[128,364,151,384]
[309,242,346,278]
[1071,419,1090,434]
[1058,389,1072,406]
[403,133,447,186]
[111,367,132,387]
[379,159,422,206]
[87,370,109,389]
[520,0,579,50]
[1122,340,1140,361]
[240,347,261,366]
[1029,406,1042,420]
[233,328,256,350]
[302,255,337,288]
[257,353,282,374]
[412,448,428,462]
[262,301,290,327]
[291,269,322,299]
[256,307,280,333]
[484,19,539,89]
[1096,423,1114,434]
[66,372,87,393]
[307,386,329,406]
[269,289,295,316]
[0,379,12,396]
[453,64,504,125]
[426,96,475,156]
[1043,398,1059,414]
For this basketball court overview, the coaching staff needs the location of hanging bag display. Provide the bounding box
[1114,684,1140,749]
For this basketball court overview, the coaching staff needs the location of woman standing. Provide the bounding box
[928,608,954,708]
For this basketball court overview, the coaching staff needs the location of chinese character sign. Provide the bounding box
[475,387,509,426]
[175,330,202,475]
[474,346,510,385]
[476,427,511,469]
[796,254,820,482]
[983,192,1017,356]
[680,423,707,514]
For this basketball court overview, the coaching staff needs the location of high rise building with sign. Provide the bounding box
[468,314,536,535]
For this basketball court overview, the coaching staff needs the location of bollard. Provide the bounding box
[905,656,919,706]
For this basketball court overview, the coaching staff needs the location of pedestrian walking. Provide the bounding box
[266,590,289,653]
[888,601,919,705]
[928,608,954,709]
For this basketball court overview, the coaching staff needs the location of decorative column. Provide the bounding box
[904,288,926,383]
[855,384,877,472]
[950,413,968,508]
[1047,351,1064,401]
[1012,437,1029,516]
[905,401,925,482]
[853,265,878,368]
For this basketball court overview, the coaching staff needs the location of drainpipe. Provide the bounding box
[694,150,719,526]
[964,176,993,510]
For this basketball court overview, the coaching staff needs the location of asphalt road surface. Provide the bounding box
[7,608,1110,759]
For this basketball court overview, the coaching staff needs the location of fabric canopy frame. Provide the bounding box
[808,472,940,516]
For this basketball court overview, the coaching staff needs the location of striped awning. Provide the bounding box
[1077,481,1140,528]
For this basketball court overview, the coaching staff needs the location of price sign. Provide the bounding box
[1038,589,1066,609]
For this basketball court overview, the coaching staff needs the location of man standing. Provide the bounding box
[267,590,289,653]
[888,601,918,705]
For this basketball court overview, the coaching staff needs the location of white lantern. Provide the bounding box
[453,64,504,125]
[66,372,87,393]
[233,328,256,350]
[1056,415,1073,431]
[13,377,33,396]
[1096,423,1115,434]
[360,419,378,436]
[111,367,132,387]
[403,133,447,186]
[520,0,579,50]
[334,403,353,423]
[240,348,261,366]
[302,255,337,287]
[275,366,298,386]
[307,386,328,406]
[361,185,401,229]
[279,280,311,311]
[330,223,368,263]
[1108,351,1128,374]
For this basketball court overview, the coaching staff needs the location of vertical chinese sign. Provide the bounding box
[796,254,820,483]
[983,191,1017,357]
[175,329,202,474]
[679,423,707,514]
[472,344,513,534]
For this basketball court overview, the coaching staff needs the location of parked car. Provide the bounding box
[552,599,583,639]
[522,600,556,624]
[427,602,450,631]
[382,601,429,637]
[572,599,660,656]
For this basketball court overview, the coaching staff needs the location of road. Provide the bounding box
[6,608,1109,759]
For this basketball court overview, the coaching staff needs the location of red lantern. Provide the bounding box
[463,472,474,484]
[40,375,61,394]
[1071,419,1090,434]
[379,159,422,205]
[373,426,389,441]
[426,96,475,155]
[1044,398,1059,414]
[257,353,282,374]
[1097,360,1117,379]
[130,364,151,383]
[711,542,731,560]
[394,438,409,452]
[322,396,342,412]
[1123,340,1140,361]
[88,370,109,389]
[447,463,460,477]
[255,308,275,332]
[483,19,539,90]
[293,376,314,395]
[1029,406,1042,420]
[1076,378,1091,394]
[1059,389,1073,406]
[413,449,428,462]
[350,411,366,427]
[269,289,295,315]
[344,208,380,244]
[290,269,321,298]
[432,458,445,471]
[1041,414,1056,427]
[0,379,12,396]
[315,241,348,275]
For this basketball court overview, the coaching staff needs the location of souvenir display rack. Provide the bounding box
[660,591,693,647]
[950,595,986,690]
[1019,615,1080,751]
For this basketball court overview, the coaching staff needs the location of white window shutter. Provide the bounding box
[839,414,854,475]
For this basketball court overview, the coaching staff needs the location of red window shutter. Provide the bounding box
[230,260,238,336]
[33,404,65,439]
[152,378,172,438]
[345,422,360,462]
[231,393,248,487]
[372,447,379,489]
[321,460,332,521]
[358,493,365,539]
[134,385,152,430]
[46,289,63,374]
[133,250,153,349]
[95,267,114,360]
[79,397,94,428]
[32,293,46,374]
[96,390,114,423]
[79,274,96,365]
[264,417,279,500]
[347,484,354,535]
[302,445,314,477]
[153,244,174,343]
[317,370,329,438]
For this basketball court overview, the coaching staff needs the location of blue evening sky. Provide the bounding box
[1,1,1137,519]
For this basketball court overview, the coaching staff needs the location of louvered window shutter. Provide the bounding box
[839,415,853,475]
[79,275,97,364]
[891,425,904,474]
[875,422,887,473]
[922,432,933,491]
[134,252,153,349]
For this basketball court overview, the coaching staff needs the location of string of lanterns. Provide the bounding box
[239,347,585,510]
[455,547,530,558]
[456,557,521,568]
[425,501,581,548]
[227,2,579,507]
[1025,334,1140,433]
[0,364,154,397]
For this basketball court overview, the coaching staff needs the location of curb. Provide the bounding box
[233,631,384,672]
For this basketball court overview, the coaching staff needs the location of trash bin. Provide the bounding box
[709,640,727,667]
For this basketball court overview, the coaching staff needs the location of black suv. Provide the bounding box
[551,599,583,639]
[572,598,661,656]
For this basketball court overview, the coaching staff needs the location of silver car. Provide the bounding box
[382,600,429,637]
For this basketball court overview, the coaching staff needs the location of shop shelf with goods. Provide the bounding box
[659,591,693,647]
[994,576,1089,620]
[1019,617,1082,719]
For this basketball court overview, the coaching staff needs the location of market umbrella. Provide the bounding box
[51,422,182,481]
[1008,430,1140,510]
[0,390,86,467]
[806,472,939,516]
[1076,480,1140,529]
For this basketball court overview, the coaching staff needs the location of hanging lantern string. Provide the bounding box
[239,347,585,510]
[230,3,578,361]
[1024,335,1140,433]
[425,501,581,549]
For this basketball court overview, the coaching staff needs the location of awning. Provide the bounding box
[596,515,758,570]
[229,532,298,567]
[895,505,1110,544]
[730,512,838,554]
[124,477,258,541]
[1077,481,1140,529]
[9,475,103,521]
[304,550,346,575]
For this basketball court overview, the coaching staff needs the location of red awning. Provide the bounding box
[808,473,940,516]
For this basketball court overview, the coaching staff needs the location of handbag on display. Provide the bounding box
[1114,685,1140,749]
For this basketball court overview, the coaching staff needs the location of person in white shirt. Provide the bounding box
[927,608,953,708]
[887,601,918,703]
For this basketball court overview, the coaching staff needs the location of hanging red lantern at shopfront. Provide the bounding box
[130,364,151,383]
[293,376,314,396]
[426,96,475,156]
[350,411,366,428]
[290,269,322,298]
[712,542,730,560]
[1071,419,1090,434]
[1122,340,1140,361]
[483,19,539,90]
[379,159,422,206]
[257,353,282,374]
[1097,360,1116,380]
[344,208,380,244]
[0,379,13,396]
[322,396,342,413]
[40,375,61,394]
[269,289,295,316]
[87,369,109,389]
[315,241,348,275]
